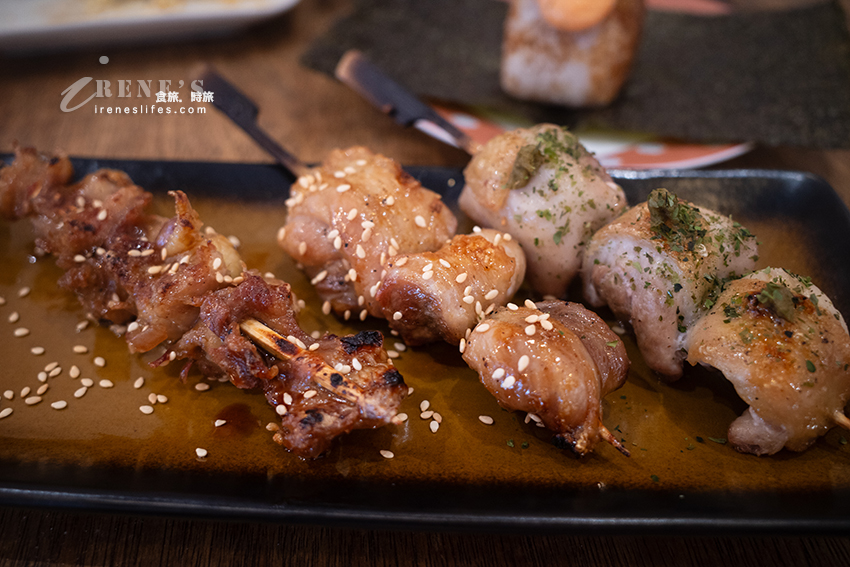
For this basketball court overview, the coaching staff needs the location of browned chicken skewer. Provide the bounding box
[463,299,630,456]
[0,146,407,458]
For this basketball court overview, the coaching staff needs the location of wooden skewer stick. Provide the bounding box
[239,318,363,405]
[834,409,850,430]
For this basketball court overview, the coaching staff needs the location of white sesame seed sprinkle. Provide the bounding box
[157,395,168,404]
[456,273,468,283]
[478,415,494,425]
[148,393,157,404]
[25,396,42,405]
[393,311,403,321]
[414,215,427,228]
[333,236,342,250]
[303,389,318,399]
[195,448,208,458]
[463,295,474,304]
[51,400,67,410]
[3,391,12,400]
[139,405,154,414]
[94,356,106,367]
[492,368,505,380]
[429,421,440,433]
[283,393,293,405]
[420,410,434,419]
[392,413,408,424]
[420,400,430,412]
[20,387,30,397]
[99,379,114,388]
[485,289,499,300]
[276,405,288,416]
[37,372,47,383]
[215,419,227,427]
[524,299,537,309]
[541,320,554,331]
[380,449,395,459]
[525,325,536,336]
[70,366,81,379]
[0,408,12,419]
[36,384,49,396]
[387,350,400,359]
[8,312,20,323]
[518,355,530,372]
[30,346,45,355]
[475,323,490,333]
[458,338,466,354]
[18,287,31,298]
[503,376,516,388]
[422,271,433,280]
[336,184,351,193]
[507,303,518,311]
[81,379,94,388]
[308,343,320,351]
[73,345,88,354]
[13,328,29,338]
[195,383,210,392]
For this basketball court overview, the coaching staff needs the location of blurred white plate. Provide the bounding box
[0,0,300,52]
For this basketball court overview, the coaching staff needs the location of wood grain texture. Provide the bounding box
[1,0,850,565]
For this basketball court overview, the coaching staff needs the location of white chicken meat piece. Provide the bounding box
[376,228,526,346]
[687,267,850,455]
[459,124,626,297]
[582,188,759,379]
[278,146,457,320]
[462,300,630,456]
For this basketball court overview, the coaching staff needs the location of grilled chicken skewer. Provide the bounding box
[0,146,406,458]
[687,267,850,455]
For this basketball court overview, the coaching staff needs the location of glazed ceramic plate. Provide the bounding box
[0,0,300,52]
[1,157,849,534]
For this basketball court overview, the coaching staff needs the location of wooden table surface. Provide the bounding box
[2,0,850,565]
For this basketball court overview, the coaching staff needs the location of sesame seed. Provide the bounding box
[433,412,443,424]
[148,393,158,404]
[503,233,512,241]
[69,365,81,379]
[283,393,293,405]
[458,338,466,354]
[485,289,499,300]
[422,271,433,280]
[195,448,208,458]
[344,310,351,320]
[140,249,155,257]
[385,196,395,206]
[99,380,114,388]
[304,390,318,399]
[276,405,288,416]
[472,226,481,233]
[18,287,31,298]
[392,413,408,424]
[96,209,107,221]
[408,387,414,396]
[524,299,536,309]
[355,244,366,259]
[322,301,332,315]
[212,257,222,270]
[456,273,468,283]
[265,422,279,431]
[214,419,226,427]
[30,346,45,355]
[420,410,434,419]
[393,311,403,321]
[492,368,505,380]
[8,312,20,323]
[37,372,47,383]
[414,215,427,228]
[2,391,12,400]
[394,257,408,268]
[147,265,162,275]
[74,254,86,263]
[462,295,474,304]
[541,320,554,331]
[25,396,42,405]
[493,234,502,246]
[334,170,346,178]
[475,323,490,333]
[420,400,430,412]
[157,395,168,404]
[387,350,399,359]
[20,387,30,397]
[429,421,440,433]
[195,383,210,392]
[36,384,49,395]
[503,376,516,388]
[528,413,542,423]
[611,324,626,335]
[298,241,307,256]
[478,415,494,425]
[380,449,395,459]
[352,358,362,371]
[81,379,94,388]
[51,401,67,410]
[161,248,168,261]
[347,268,357,282]
[333,236,342,250]
[76,320,90,331]
[0,297,4,306]
[362,228,372,241]
[507,303,518,311]
[525,325,536,336]
[139,405,154,414]
[0,408,12,419]
[308,343,320,351]
[73,345,88,354]
[439,259,451,268]
[13,328,29,338]
[94,357,106,367]
[336,184,351,193]
[518,355,530,372]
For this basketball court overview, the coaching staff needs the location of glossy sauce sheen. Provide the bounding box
[1,173,850,496]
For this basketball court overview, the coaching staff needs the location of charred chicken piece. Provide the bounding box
[277,146,457,321]
[582,188,759,379]
[376,228,526,345]
[1,147,406,459]
[462,299,630,456]
[687,268,850,455]
[459,124,626,297]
